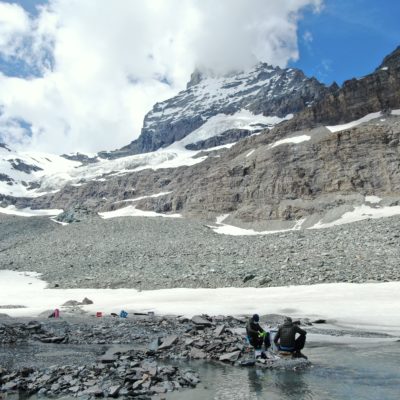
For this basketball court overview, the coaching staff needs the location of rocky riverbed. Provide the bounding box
[0,213,400,290]
[0,313,318,398]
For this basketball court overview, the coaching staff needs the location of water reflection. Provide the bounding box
[272,370,314,400]
[247,369,263,395]
[168,341,400,400]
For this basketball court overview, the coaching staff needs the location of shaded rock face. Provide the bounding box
[9,159,43,174]
[0,173,13,183]
[280,46,400,133]
[184,129,255,151]
[100,63,329,158]
[61,153,99,165]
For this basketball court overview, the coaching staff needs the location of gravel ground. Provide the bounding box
[0,213,399,290]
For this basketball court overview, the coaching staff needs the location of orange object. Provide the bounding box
[96,312,103,317]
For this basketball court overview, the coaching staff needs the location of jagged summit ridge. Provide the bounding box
[377,45,400,70]
[108,62,329,157]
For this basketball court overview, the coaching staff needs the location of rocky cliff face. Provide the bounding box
[19,114,400,226]
[278,46,400,134]
[3,47,400,226]
[100,63,329,158]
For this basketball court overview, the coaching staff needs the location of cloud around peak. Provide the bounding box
[0,0,321,153]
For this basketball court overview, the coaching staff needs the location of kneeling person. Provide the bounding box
[274,316,307,359]
[246,314,270,350]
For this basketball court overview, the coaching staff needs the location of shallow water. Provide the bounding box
[167,340,400,400]
[3,339,400,400]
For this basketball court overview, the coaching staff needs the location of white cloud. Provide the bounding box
[0,0,322,154]
[303,30,314,43]
[0,2,30,56]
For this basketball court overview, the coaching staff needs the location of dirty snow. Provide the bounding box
[365,195,382,204]
[179,110,292,148]
[310,205,400,229]
[211,214,305,236]
[1,270,400,335]
[0,205,63,217]
[324,110,400,133]
[269,135,311,148]
[114,191,173,204]
[98,206,182,219]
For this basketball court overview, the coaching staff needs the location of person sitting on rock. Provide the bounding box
[246,314,270,350]
[274,316,307,359]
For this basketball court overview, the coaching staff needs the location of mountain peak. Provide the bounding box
[377,45,400,70]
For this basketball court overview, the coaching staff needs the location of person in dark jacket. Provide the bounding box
[274,316,307,358]
[246,314,270,350]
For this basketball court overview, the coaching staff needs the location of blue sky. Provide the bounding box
[292,0,400,84]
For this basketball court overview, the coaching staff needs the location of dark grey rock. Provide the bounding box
[62,300,81,307]
[219,351,241,362]
[189,347,207,359]
[192,316,212,327]
[158,335,178,350]
[108,385,121,397]
[214,325,225,336]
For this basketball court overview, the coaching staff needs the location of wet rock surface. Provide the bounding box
[0,351,200,399]
[0,314,322,398]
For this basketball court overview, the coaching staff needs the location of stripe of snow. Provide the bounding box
[211,216,305,236]
[326,111,382,132]
[269,135,311,148]
[0,206,63,217]
[114,191,173,204]
[246,149,255,157]
[98,206,182,219]
[365,195,382,204]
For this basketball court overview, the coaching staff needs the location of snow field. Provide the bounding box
[1,270,400,336]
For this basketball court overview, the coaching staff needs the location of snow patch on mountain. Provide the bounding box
[179,109,292,148]
[310,205,400,229]
[114,191,173,204]
[99,206,182,219]
[0,205,63,217]
[325,110,400,133]
[0,146,81,197]
[0,144,206,198]
[269,134,311,148]
[210,214,305,236]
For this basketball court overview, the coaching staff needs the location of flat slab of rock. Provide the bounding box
[148,337,160,351]
[214,325,225,336]
[98,355,118,363]
[191,315,212,327]
[108,385,121,397]
[39,336,66,344]
[158,335,178,350]
[219,351,241,362]
[190,347,207,359]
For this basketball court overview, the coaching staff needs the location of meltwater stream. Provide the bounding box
[167,339,400,400]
